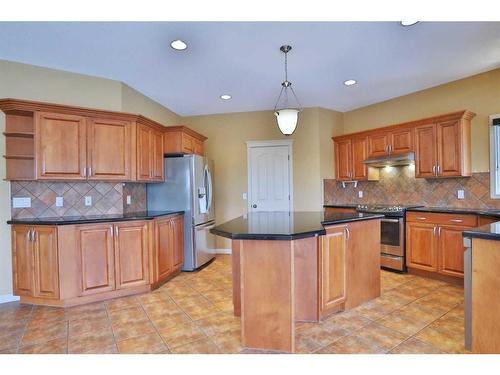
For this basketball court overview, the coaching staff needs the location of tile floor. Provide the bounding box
[0,255,466,354]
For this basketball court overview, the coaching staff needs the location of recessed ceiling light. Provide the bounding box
[343,79,357,86]
[170,39,187,51]
[220,94,232,100]
[400,21,419,27]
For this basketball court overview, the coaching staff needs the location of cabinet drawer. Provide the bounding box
[406,212,477,227]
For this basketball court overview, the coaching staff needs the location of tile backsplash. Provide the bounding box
[324,167,500,209]
[11,181,148,219]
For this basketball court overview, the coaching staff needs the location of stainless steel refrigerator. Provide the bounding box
[147,155,216,271]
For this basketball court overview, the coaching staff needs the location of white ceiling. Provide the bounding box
[1,22,500,116]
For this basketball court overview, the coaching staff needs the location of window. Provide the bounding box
[491,115,500,199]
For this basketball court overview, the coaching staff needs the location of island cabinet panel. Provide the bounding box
[76,224,115,296]
[12,226,35,296]
[240,240,294,353]
[33,227,59,299]
[87,118,132,180]
[294,237,319,322]
[35,112,87,180]
[114,221,150,289]
[319,225,347,317]
[406,222,438,272]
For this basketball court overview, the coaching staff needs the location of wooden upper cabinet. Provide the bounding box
[437,120,462,177]
[351,137,368,180]
[334,139,352,181]
[406,222,438,272]
[151,129,165,181]
[320,226,347,315]
[163,126,207,156]
[12,225,35,297]
[35,112,87,180]
[137,124,164,182]
[414,124,438,178]
[87,118,132,180]
[390,128,414,154]
[367,132,390,158]
[76,224,115,296]
[114,221,150,289]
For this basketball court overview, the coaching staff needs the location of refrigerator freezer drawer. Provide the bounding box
[192,221,216,270]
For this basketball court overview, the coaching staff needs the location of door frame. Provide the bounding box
[246,139,294,212]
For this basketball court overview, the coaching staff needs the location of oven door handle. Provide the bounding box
[380,218,401,223]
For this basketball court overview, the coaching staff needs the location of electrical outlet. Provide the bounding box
[457,189,465,199]
[126,195,132,205]
[358,191,363,198]
[84,196,92,206]
[12,197,31,208]
[56,197,64,207]
[242,192,247,200]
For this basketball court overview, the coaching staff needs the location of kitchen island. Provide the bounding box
[211,211,383,353]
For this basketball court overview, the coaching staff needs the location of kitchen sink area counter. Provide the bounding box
[211,211,382,353]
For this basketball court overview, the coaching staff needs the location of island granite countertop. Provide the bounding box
[463,222,500,241]
[406,206,500,218]
[7,210,184,226]
[210,211,384,240]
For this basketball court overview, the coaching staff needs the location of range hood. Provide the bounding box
[363,152,415,168]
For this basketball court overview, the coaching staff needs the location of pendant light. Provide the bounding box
[273,45,302,136]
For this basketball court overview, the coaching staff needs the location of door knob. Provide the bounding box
[252,204,257,208]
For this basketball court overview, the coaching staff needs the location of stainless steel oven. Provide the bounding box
[380,217,405,271]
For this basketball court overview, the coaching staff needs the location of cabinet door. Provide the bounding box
[137,124,152,181]
[438,226,466,278]
[172,215,184,268]
[76,224,115,295]
[334,139,352,181]
[12,226,34,296]
[155,217,174,282]
[415,124,437,178]
[151,130,164,181]
[35,112,87,180]
[391,128,414,154]
[367,132,389,157]
[182,134,194,153]
[351,137,368,180]
[194,139,204,156]
[87,118,132,180]
[114,222,149,289]
[320,226,347,314]
[406,222,438,271]
[437,120,461,177]
[33,227,59,299]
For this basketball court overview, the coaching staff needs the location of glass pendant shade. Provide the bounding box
[274,108,299,136]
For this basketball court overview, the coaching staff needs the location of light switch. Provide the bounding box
[85,196,92,206]
[358,191,363,198]
[457,190,465,199]
[126,195,132,205]
[242,192,247,200]
[56,197,64,207]
[12,197,31,208]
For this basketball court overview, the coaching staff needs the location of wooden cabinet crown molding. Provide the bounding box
[0,98,166,132]
[163,125,207,141]
[332,110,476,142]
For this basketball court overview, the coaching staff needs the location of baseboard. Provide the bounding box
[0,294,20,304]
[214,248,232,255]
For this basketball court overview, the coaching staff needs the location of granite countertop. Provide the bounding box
[463,222,500,241]
[7,210,184,226]
[210,211,384,240]
[323,204,359,209]
[406,207,500,217]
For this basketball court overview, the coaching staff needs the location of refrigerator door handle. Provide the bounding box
[206,165,213,213]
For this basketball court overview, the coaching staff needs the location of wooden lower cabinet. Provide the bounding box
[406,222,438,272]
[438,226,467,277]
[12,225,59,299]
[10,214,183,306]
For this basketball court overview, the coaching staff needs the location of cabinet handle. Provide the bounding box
[437,165,440,175]
[345,227,350,239]
[88,167,92,177]
[433,226,437,236]
[115,227,119,237]
[83,167,87,177]
[438,227,441,236]
[27,229,32,242]
[450,219,463,223]
[32,229,36,242]
[415,217,427,220]
[432,165,436,175]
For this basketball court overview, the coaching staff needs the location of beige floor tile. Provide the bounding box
[112,319,156,341]
[108,306,149,324]
[65,302,107,321]
[378,311,430,336]
[352,322,408,351]
[0,329,24,352]
[117,332,167,354]
[18,337,67,354]
[316,334,386,354]
[159,322,207,348]
[69,316,112,338]
[68,330,117,354]
[211,330,242,354]
[151,312,192,330]
[390,337,444,354]
[170,338,220,354]
[105,296,140,311]
[415,326,465,354]
[21,320,68,346]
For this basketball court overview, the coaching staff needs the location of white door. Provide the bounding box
[248,144,292,212]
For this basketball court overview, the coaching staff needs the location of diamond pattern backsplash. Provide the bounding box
[123,183,147,213]
[11,181,125,219]
[324,167,500,209]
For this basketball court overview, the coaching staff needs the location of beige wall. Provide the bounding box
[343,68,500,173]
[0,60,180,296]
